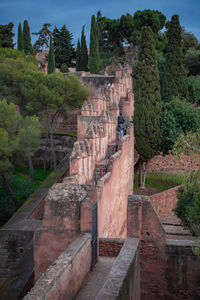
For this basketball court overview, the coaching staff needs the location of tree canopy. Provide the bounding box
[0,22,15,48]
[162,15,189,101]
[134,26,163,187]
[53,25,75,68]
[88,15,100,74]
[33,23,52,52]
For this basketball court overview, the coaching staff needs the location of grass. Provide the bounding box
[134,172,183,195]
[0,166,51,228]
[15,165,51,181]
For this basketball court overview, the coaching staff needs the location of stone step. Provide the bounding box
[163,225,191,236]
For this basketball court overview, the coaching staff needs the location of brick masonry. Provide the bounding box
[99,238,124,257]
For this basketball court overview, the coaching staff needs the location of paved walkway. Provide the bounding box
[76,256,115,300]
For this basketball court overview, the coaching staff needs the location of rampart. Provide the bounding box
[33,64,134,282]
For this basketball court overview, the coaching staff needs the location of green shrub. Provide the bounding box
[175,170,200,235]
[187,75,200,104]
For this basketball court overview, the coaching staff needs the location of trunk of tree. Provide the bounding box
[43,131,49,176]
[1,175,19,211]
[139,160,148,189]
[28,153,36,181]
[48,117,56,170]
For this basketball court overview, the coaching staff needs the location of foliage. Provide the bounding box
[0,22,15,48]
[134,26,162,162]
[17,23,23,51]
[187,75,200,104]
[162,15,189,101]
[33,23,52,52]
[0,174,39,227]
[185,48,200,76]
[47,35,55,74]
[76,39,81,71]
[161,97,200,153]
[182,27,199,54]
[60,63,69,73]
[175,170,200,235]
[80,26,88,71]
[88,15,100,74]
[131,10,166,50]
[23,20,34,55]
[15,165,51,181]
[53,25,75,68]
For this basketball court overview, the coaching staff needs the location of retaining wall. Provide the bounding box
[150,186,180,218]
[23,234,91,300]
[96,237,140,300]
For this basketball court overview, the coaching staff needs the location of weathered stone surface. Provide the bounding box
[24,234,91,300]
[96,237,140,300]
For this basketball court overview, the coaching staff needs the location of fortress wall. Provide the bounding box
[128,195,168,299]
[127,195,200,299]
[34,184,94,282]
[24,234,91,300]
[96,237,140,300]
[150,186,180,218]
[97,125,134,238]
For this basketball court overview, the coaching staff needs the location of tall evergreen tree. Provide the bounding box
[47,35,55,74]
[162,15,189,101]
[32,23,52,52]
[0,22,15,48]
[53,25,75,68]
[23,20,34,55]
[80,26,88,71]
[88,15,100,74]
[76,39,81,71]
[17,23,23,51]
[134,26,163,188]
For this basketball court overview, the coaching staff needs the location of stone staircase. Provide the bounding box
[93,142,118,183]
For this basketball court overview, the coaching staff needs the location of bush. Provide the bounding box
[60,63,69,73]
[187,75,200,104]
[175,170,200,235]
[161,97,200,153]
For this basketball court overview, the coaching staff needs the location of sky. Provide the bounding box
[1,0,200,47]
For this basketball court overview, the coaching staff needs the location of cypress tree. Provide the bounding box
[162,15,189,101]
[134,26,163,187]
[47,35,55,74]
[53,25,75,68]
[17,23,23,51]
[76,39,81,71]
[23,20,34,55]
[80,26,88,71]
[88,15,100,74]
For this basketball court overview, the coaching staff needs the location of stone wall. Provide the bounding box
[97,126,134,238]
[99,238,124,257]
[24,234,91,300]
[166,241,200,299]
[33,134,76,167]
[127,195,168,299]
[34,184,95,282]
[148,152,199,173]
[96,237,140,300]
[127,194,200,299]
[150,186,180,218]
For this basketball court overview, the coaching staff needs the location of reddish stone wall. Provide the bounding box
[148,152,200,173]
[24,234,92,300]
[99,238,124,257]
[127,195,169,299]
[166,242,200,299]
[97,125,134,239]
[34,184,93,282]
[150,186,180,218]
[96,237,140,300]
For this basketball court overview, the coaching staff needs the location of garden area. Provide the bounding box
[0,166,50,228]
